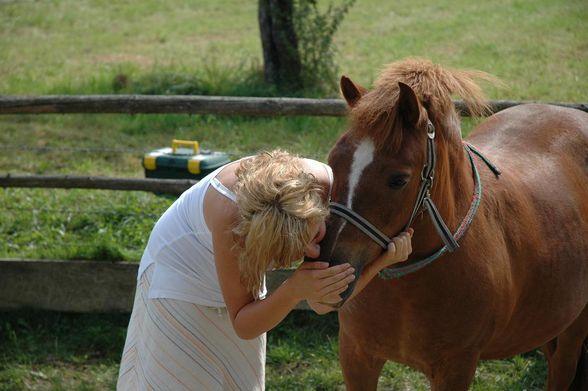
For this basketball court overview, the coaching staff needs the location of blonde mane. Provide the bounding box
[348,58,499,150]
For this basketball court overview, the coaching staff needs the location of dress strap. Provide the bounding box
[210,177,237,202]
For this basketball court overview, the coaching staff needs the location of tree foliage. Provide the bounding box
[259,0,356,95]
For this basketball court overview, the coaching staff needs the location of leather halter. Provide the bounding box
[329,121,502,278]
[330,120,460,253]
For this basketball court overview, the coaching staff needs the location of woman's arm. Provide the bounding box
[213,223,354,339]
[346,229,412,302]
[206,176,354,339]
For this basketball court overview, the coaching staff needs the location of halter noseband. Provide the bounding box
[330,119,460,253]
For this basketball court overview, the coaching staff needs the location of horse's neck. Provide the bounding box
[411,139,475,257]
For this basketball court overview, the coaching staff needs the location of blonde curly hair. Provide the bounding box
[232,150,329,296]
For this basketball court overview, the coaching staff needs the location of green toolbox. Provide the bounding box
[143,139,231,180]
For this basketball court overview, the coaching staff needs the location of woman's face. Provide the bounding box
[303,219,326,259]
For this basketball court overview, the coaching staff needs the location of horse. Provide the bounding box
[317,58,588,390]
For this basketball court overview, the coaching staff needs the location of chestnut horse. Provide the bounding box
[319,59,588,390]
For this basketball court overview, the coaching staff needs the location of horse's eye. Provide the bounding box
[387,175,409,190]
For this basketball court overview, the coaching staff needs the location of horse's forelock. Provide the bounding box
[377,58,496,117]
[347,58,498,148]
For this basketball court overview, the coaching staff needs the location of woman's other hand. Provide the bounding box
[307,299,337,315]
[285,261,355,304]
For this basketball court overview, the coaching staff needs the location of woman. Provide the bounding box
[117,150,412,390]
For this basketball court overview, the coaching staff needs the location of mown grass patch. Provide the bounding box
[0,188,171,261]
[2,0,586,101]
[0,114,347,262]
[0,311,126,391]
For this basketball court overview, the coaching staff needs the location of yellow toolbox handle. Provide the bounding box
[172,139,200,154]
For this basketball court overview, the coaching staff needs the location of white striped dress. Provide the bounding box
[117,264,266,390]
[117,160,266,390]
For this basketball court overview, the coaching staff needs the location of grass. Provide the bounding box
[0,311,126,391]
[0,0,584,389]
[0,114,347,261]
[0,310,547,391]
[1,0,586,100]
[0,187,168,261]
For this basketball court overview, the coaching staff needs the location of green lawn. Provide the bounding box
[1,0,585,389]
[1,0,586,100]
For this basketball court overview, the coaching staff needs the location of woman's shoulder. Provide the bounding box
[300,158,332,201]
[301,158,331,182]
[203,167,240,238]
[301,157,328,173]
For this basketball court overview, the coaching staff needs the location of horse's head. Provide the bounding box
[318,77,431,300]
[315,59,495,304]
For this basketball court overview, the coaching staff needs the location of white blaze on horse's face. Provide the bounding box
[329,137,376,259]
[347,138,375,209]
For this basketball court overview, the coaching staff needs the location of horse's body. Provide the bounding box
[321,59,588,390]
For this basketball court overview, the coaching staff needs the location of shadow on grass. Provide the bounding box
[0,310,128,390]
[0,310,129,365]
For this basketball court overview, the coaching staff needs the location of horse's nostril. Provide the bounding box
[303,256,327,263]
[339,282,356,303]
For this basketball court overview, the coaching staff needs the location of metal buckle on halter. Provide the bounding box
[427,120,435,139]
[420,165,428,180]
[421,167,434,182]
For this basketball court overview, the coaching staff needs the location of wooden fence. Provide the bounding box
[2,94,587,313]
[0,259,301,312]
[1,95,587,116]
[0,174,195,195]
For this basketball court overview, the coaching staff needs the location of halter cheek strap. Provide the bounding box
[404,121,459,252]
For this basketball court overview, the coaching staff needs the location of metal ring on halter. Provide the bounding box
[427,120,435,138]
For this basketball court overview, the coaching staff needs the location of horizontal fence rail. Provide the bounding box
[0,95,347,116]
[0,174,196,195]
[1,95,587,116]
[0,259,303,313]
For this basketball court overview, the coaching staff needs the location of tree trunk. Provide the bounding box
[258,0,303,91]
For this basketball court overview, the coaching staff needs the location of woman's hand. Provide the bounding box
[376,228,414,269]
[284,261,355,303]
[307,299,337,315]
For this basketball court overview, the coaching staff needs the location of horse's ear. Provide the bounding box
[397,82,421,128]
[340,76,367,107]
